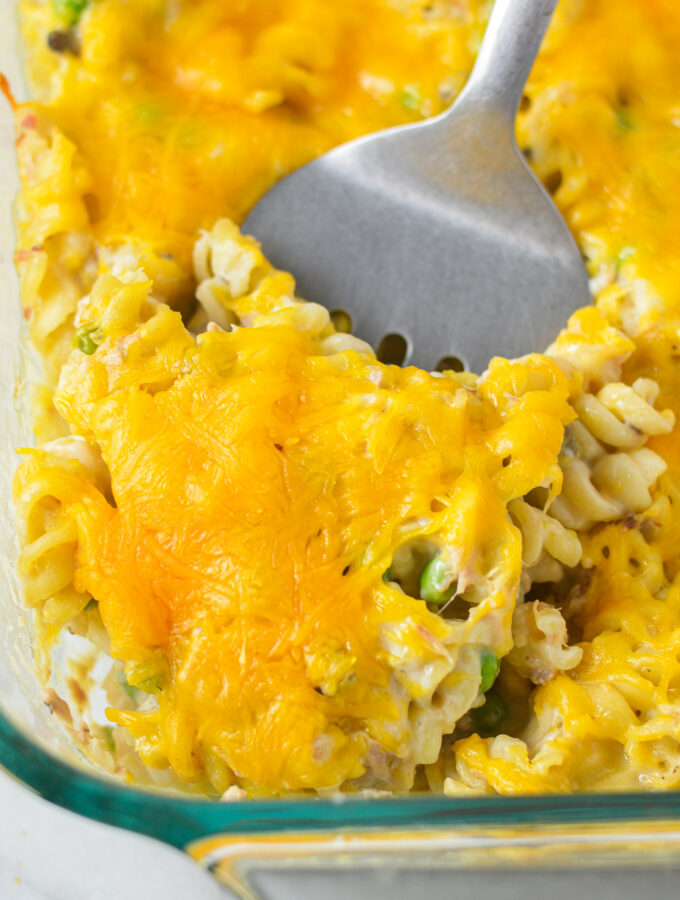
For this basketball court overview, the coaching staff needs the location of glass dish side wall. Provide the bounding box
[0,0,91,773]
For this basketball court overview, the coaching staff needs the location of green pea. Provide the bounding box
[136,101,165,130]
[84,598,97,612]
[383,567,393,583]
[615,245,635,274]
[614,106,633,132]
[138,674,163,694]
[479,650,500,694]
[52,0,89,26]
[420,554,456,606]
[74,323,99,355]
[400,84,421,111]
[77,333,98,354]
[471,691,508,736]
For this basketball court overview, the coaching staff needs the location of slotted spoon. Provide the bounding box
[244,0,590,373]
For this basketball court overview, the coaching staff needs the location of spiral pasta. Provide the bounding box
[507,374,673,582]
[192,219,375,357]
[508,498,581,584]
[444,510,680,794]
[13,218,676,795]
[10,0,680,799]
[13,106,95,390]
[550,383,673,532]
[506,601,583,686]
[13,437,110,627]
[442,325,678,795]
[9,220,577,793]
[11,102,198,442]
[505,310,673,582]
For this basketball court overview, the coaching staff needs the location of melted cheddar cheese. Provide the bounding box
[10,0,680,795]
[18,0,488,275]
[46,261,570,791]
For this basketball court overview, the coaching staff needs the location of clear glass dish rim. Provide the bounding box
[3,708,680,847]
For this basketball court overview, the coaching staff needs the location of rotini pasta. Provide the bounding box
[9,0,680,799]
[13,436,109,626]
[550,378,673,532]
[13,106,95,392]
[506,601,582,686]
[192,219,375,357]
[17,242,573,792]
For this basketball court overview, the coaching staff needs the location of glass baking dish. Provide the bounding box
[2,3,680,897]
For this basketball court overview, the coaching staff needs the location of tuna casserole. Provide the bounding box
[7,0,680,796]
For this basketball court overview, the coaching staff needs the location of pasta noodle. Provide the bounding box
[506,601,583,685]
[13,106,95,411]
[8,0,680,798]
[13,436,109,626]
[18,236,574,792]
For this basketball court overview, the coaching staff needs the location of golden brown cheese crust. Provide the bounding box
[49,267,570,792]
[10,0,680,795]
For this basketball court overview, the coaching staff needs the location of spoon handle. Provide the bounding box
[455,0,559,121]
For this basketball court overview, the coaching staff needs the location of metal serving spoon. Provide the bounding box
[244,0,590,374]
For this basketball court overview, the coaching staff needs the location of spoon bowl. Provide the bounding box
[244,0,591,373]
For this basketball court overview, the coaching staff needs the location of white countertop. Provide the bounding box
[6,765,680,900]
[0,768,226,900]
